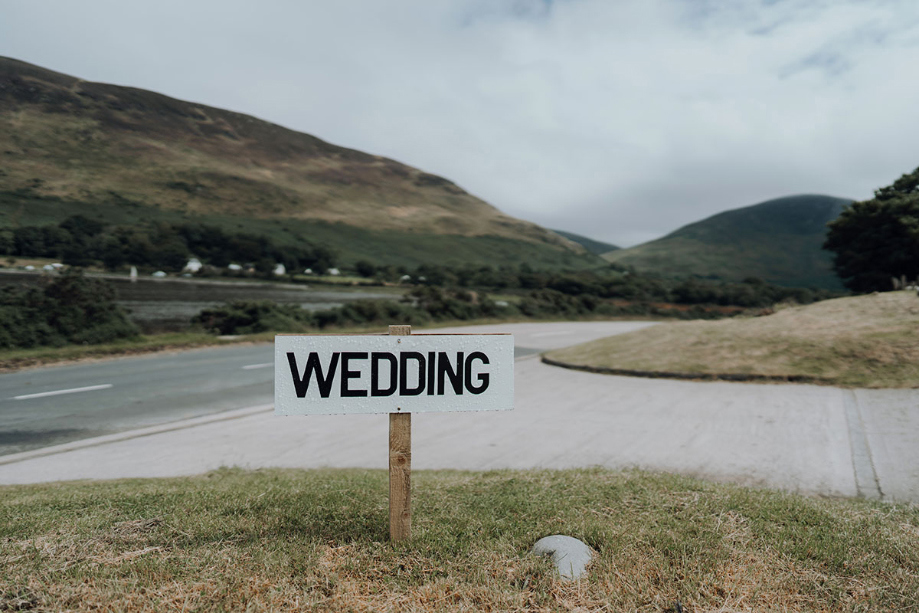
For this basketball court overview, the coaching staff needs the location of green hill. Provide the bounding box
[551,229,619,255]
[603,195,852,289]
[0,57,593,269]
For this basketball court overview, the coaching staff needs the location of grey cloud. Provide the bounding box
[2,0,919,247]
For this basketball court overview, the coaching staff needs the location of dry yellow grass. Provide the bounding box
[545,291,919,388]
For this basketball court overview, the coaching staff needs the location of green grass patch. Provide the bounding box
[0,468,916,611]
[545,292,919,388]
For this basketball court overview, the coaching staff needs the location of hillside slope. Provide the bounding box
[0,57,588,267]
[552,229,619,255]
[603,195,851,288]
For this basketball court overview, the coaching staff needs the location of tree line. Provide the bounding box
[356,262,837,309]
[0,216,335,274]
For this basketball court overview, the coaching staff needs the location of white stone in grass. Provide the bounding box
[531,535,596,580]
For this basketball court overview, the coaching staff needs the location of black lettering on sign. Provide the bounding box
[426,351,436,396]
[287,352,339,399]
[465,351,490,394]
[399,351,425,396]
[287,348,496,401]
[371,352,397,396]
[437,351,463,395]
[341,352,368,397]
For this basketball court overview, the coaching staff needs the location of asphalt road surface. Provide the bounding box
[0,322,651,456]
[1,321,917,503]
[0,344,277,455]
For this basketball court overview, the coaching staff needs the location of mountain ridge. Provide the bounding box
[0,56,582,259]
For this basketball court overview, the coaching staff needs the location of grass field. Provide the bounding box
[544,291,919,388]
[1,468,917,611]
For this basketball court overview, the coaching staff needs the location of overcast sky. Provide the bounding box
[3,1,919,246]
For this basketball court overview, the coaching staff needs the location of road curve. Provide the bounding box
[1,321,917,503]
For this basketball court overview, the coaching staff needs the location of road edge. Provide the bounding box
[0,404,274,467]
[540,356,828,384]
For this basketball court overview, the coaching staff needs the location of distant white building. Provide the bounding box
[183,258,203,273]
[303,268,313,275]
[400,274,411,282]
[273,263,286,276]
[328,268,341,276]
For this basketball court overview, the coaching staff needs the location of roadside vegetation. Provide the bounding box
[0,269,138,350]
[0,258,843,368]
[545,291,919,388]
[191,287,695,337]
[0,331,249,372]
[1,468,916,611]
[0,213,840,312]
[189,276,833,336]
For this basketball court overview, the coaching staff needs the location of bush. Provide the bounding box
[193,302,314,335]
[0,270,140,349]
[192,287,514,335]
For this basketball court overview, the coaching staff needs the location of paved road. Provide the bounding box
[1,322,917,503]
[0,322,651,456]
[0,344,276,455]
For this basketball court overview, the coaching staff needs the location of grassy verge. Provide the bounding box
[1,468,916,611]
[0,332,237,372]
[545,292,919,388]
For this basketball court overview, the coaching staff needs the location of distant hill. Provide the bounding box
[603,195,853,289]
[0,57,592,269]
[552,230,619,255]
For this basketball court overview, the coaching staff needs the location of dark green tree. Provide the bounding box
[824,166,919,292]
[354,260,376,278]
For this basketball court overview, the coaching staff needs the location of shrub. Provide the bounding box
[193,302,313,335]
[0,270,139,349]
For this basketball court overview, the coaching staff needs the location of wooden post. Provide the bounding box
[388,324,412,542]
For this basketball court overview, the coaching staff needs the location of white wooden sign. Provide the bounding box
[274,334,514,415]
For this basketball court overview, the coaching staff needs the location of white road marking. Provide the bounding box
[13,384,113,401]
[530,330,572,338]
[242,363,273,370]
